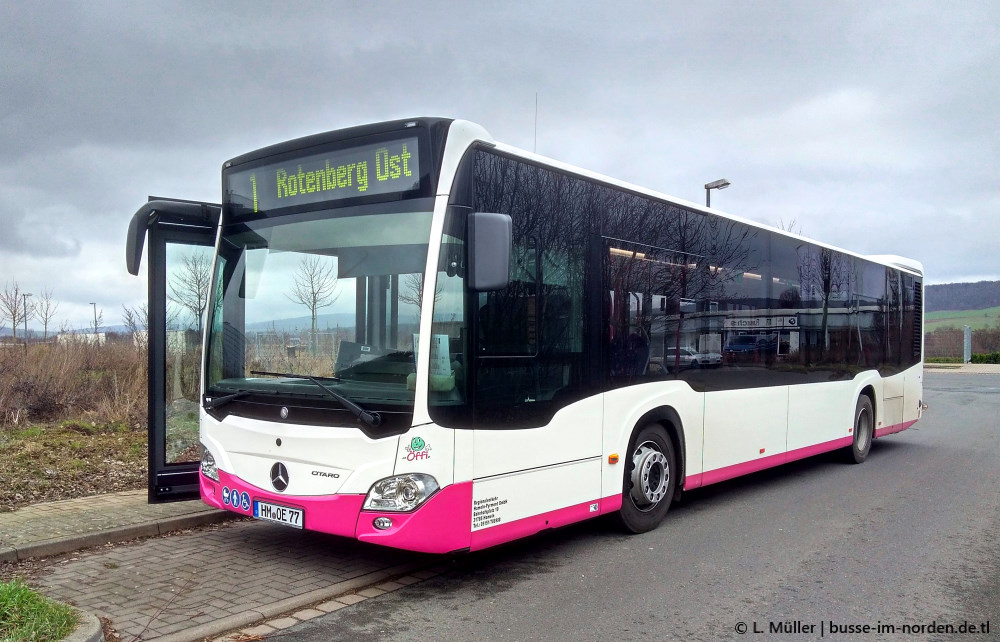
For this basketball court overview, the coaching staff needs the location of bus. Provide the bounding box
[126,117,924,553]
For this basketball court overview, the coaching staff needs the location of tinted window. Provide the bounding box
[467,151,592,428]
[429,147,922,427]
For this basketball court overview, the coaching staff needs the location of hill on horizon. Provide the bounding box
[925,280,1000,313]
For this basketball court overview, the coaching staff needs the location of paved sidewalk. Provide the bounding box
[0,490,230,563]
[924,362,1000,374]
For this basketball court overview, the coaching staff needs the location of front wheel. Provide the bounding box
[614,424,676,533]
[847,395,874,464]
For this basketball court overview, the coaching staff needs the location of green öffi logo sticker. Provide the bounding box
[404,436,431,461]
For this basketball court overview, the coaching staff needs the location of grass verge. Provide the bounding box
[0,422,146,513]
[0,577,78,642]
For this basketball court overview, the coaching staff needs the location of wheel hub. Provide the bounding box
[856,407,871,451]
[630,441,669,509]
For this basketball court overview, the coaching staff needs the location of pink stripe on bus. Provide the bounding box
[202,470,364,539]
[689,435,854,489]
[874,419,917,438]
[356,481,473,554]
[685,419,917,492]
[469,496,619,551]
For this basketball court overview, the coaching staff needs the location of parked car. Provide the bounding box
[723,334,777,362]
[664,346,722,370]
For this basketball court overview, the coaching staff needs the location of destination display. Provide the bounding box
[225,137,421,214]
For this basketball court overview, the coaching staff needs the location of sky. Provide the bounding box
[1,1,998,332]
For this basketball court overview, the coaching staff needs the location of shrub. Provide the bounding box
[970,352,1000,364]
[0,342,146,429]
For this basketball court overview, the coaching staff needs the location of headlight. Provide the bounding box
[363,474,439,512]
[200,445,219,482]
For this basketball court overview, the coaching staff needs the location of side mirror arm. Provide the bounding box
[126,198,220,275]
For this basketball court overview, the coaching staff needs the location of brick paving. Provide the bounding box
[32,519,429,640]
[1,491,434,641]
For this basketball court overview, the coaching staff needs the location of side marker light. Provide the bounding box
[608,454,619,464]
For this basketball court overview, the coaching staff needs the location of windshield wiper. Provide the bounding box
[204,389,258,410]
[249,370,382,428]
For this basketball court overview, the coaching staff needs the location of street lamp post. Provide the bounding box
[89,302,98,336]
[704,178,730,208]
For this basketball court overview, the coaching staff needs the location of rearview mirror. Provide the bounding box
[467,212,511,291]
[126,198,221,275]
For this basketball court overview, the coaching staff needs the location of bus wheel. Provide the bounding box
[616,424,676,533]
[847,395,874,464]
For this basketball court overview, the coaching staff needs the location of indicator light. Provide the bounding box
[608,454,620,464]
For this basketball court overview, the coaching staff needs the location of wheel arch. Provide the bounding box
[858,383,877,433]
[630,406,686,494]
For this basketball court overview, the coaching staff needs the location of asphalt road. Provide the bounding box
[279,373,999,641]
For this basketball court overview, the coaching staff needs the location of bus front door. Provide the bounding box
[126,197,219,503]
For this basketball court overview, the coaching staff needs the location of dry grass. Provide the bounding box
[0,340,149,512]
[0,340,146,429]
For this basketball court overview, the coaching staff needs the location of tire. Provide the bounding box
[614,424,677,533]
[690,360,700,369]
[847,395,874,464]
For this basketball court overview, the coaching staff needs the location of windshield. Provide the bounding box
[205,198,435,412]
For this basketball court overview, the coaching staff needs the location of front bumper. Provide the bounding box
[201,471,473,553]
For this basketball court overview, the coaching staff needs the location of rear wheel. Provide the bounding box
[615,424,676,533]
[847,395,874,464]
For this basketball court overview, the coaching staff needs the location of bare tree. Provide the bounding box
[0,281,32,341]
[287,256,340,354]
[123,303,149,350]
[36,289,58,340]
[798,246,853,361]
[169,252,213,334]
[776,217,803,235]
[398,273,442,310]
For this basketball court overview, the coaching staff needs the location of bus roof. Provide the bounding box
[461,119,923,279]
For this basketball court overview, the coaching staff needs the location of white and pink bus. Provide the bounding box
[127,118,924,553]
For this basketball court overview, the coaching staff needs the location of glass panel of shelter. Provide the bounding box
[164,242,215,465]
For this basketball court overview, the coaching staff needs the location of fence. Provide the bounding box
[925,326,1000,359]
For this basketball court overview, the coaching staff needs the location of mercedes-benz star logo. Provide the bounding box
[270,462,289,492]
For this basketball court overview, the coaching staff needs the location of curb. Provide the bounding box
[64,608,105,642]
[0,510,234,563]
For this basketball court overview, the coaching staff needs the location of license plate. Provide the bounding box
[253,500,304,529]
